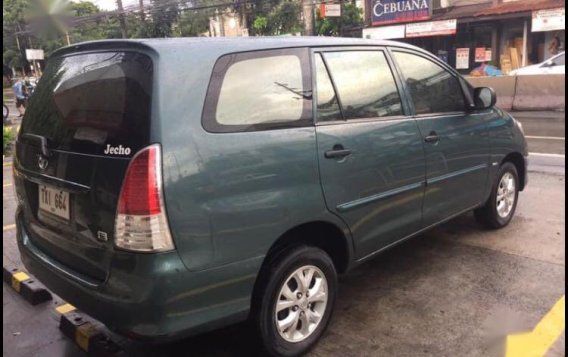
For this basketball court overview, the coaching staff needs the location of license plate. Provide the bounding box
[39,185,70,221]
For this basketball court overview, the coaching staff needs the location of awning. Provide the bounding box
[474,0,564,17]
[432,3,490,21]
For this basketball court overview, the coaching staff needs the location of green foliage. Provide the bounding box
[315,3,362,37]
[3,126,15,155]
[148,0,180,37]
[173,10,212,37]
[3,50,22,69]
[252,16,268,32]
[249,0,303,36]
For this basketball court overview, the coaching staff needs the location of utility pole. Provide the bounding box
[139,0,146,24]
[303,0,315,36]
[116,0,129,38]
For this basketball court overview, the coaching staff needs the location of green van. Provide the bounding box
[14,37,528,356]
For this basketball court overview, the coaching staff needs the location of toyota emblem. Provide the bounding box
[38,154,49,170]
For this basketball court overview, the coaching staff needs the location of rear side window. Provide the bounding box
[315,54,342,122]
[20,51,153,156]
[322,51,403,120]
[393,51,465,115]
[203,48,312,133]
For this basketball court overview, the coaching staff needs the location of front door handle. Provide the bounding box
[325,144,352,159]
[424,131,439,144]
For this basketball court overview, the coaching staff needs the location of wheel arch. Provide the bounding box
[502,152,526,191]
[250,220,353,312]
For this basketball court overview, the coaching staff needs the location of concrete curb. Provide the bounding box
[2,266,52,305]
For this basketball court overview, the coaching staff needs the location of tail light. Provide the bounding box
[115,144,174,252]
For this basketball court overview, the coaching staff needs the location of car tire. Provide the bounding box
[474,162,520,229]
[254,245,337,357]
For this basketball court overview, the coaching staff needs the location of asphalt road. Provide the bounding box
[513,111,565,155]
[3,150,565,356]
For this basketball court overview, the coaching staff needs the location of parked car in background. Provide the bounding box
[510,51,565,75]
[14,37,528,357]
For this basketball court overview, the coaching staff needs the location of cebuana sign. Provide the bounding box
[372,0,431,26]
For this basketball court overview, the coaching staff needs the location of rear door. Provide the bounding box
[390,49,490,226]
[14,50,153,283]
[314,48,426,260]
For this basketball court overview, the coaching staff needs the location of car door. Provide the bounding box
[314,48,426,260]
[390,49,491,227]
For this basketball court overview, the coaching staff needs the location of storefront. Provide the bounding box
[362,0,565,74]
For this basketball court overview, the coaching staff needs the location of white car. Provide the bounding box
[510,52,565,75]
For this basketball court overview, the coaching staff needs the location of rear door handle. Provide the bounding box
[325,145,352,159]
[424,131,439,144]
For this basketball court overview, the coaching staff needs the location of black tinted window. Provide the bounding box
[323,51,403,120]
[202,49,312,133]
[20,52,153,155]
[315,54,342,122]
[393,51,465,115]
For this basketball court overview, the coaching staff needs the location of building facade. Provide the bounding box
[362,0,565,74]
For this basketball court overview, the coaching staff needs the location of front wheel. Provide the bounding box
[255,245,337,357]
[475,162,520,229]
[3,104,8,120]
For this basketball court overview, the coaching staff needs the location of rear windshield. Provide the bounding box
[20,51,153,156]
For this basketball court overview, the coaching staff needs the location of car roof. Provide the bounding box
[51,36,430,59]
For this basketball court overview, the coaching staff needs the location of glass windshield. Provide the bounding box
[20,51,153,156]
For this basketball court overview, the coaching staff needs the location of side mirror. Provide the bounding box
[473,87,496,109]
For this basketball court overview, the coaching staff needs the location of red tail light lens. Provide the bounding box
[115,144,174,252]
[117,147,160,215]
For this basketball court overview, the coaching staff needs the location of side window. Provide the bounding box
[323,51,403,120]
[393,51,466,115]
[553,54,564,66]
[315,54,342,122]
[203,49,312,132]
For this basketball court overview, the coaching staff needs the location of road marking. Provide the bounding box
[506,295,565,357]
[529,152,565,158]
[3,183,12,187]
[526,135,565,140]
[3,162,11,167]
[3,224,15,231]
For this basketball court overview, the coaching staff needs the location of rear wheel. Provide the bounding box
[255,245,337,357]
[474,162,519,229]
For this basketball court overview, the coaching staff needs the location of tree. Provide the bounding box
[174,9,212,37]
[249,0,303,36]
[315,3,362,37]
[148,0,180,37]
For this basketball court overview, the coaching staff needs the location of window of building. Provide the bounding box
[323,51,403,120]
[202,49,312,132]
[315,54,342,122]
[393,51,466,115]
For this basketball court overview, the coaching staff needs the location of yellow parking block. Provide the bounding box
[75,323,100,352]
[56,303,77,315]
[3,224,16,231]
[11,272,30,293]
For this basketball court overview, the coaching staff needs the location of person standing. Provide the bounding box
[12,78,26,117]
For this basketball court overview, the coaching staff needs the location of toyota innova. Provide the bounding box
[14,37,528,356]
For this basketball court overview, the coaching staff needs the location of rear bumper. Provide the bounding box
[16,211,263,342]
